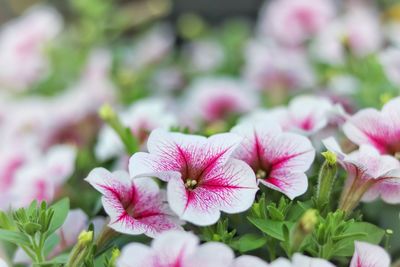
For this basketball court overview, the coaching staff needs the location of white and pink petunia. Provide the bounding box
[258,0,335,46]
[349,241,391,267]
[231,122,315,199]
[343,97,400,155]
[85,168,182,237]
[129,129,258,226]
[241,95,335,135]
[181,77,258,125]
[323,137,400,212]
[117,230,268,267]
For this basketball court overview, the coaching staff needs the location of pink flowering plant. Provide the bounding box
[1,0,400,266]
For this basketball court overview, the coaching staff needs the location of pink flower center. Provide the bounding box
[184,179,198,190]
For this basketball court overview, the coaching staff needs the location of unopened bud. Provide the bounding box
[99,104,116,121]
[78,230,93,245]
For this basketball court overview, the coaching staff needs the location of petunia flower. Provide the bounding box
[258,0,335,46]
[312,4,382,64]
[349,241,391,267]
[240,95,335,135]
[343,96,400,155]
[243,40,315,93]
[181,77,258,126]
[85,168,182,237]
[0,5,63,91]
[0,259,7,267]
[231,122,315,199]
[7,144,76,209]
[117,230,268,267]
[95,98,177,161]
[129,129,258,226]
[323,137,400,213]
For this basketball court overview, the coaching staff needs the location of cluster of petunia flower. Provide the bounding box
[1,0,400,266]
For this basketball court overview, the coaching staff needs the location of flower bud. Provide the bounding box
[316,151,338,211]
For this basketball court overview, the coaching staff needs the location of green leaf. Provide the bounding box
[231,234,267,253]
[43,253,69,264]
[0,229,30,246]
[44,233,60,256]
[248,217,290,241]
[333,222,385,257]
[47,198,70,236]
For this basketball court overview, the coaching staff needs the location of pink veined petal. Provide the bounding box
[117,243,152,267]
[85,168,181,237]
[130,129,243,182]
[201,159,258,213]
[349,241,390,267]
[85,167,131,196]
[232,122,314,199]
[343,109,389,153]
[363,169,400,204]
[231,121,282,169]
[188,242,234,267]
[382,97,400,137]
[109,178,181,238]
[129,152,182,182]
[292,253,335,267]
[167,176,221,226]
[262,171,308,200]
[266,132,315,173]
[231,255,269,267]
[167,159,257,226]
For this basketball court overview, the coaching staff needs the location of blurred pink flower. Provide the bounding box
[241,95,335,135]
[182,77,258,125]
[231,122,315,199]
[312,5,382,64]
[0,5,62,91]
[9,145,76,209]
[85,168,182,237]
[129,129,258,226]
[258,0,335,46]
[117,230,268,267]
[343,97,400,155]
[95,98,178,161]
[324,138,400,213]
[350,241,390,267]
[243,40,315,91]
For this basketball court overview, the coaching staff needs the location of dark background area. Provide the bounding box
[0,0,265,24]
